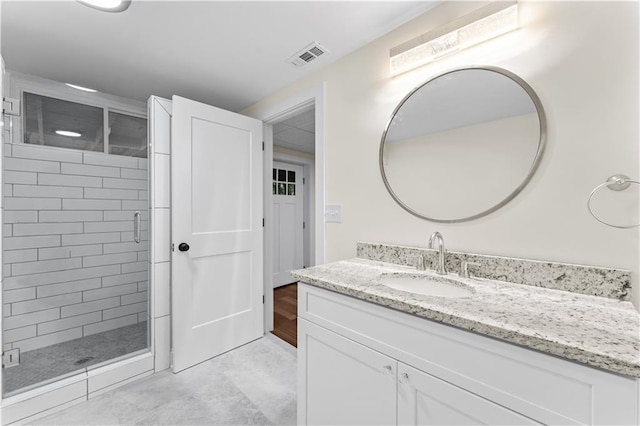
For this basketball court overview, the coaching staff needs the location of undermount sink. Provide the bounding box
[379,273,475,298]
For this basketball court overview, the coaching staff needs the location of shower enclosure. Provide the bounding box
[2,76,150,397]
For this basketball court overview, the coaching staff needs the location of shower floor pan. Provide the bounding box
[3,321,148,396]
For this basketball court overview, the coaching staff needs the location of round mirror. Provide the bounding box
[380,66,546,223]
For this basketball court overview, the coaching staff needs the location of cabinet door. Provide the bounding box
[398,363,540,425]
[299,318,397,425]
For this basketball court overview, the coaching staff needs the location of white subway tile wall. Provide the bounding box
[149,96,172,373]
[2,143,149,352]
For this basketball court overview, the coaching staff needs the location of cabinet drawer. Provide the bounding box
[299,283,639,425]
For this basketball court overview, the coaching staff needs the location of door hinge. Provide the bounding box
[2,98,20,117]
[262,141,265,151]
[303,177,306,185]
[303,221,306,229]
[262,295,265,304]
[2,349,20,368]
[262,218,265,227]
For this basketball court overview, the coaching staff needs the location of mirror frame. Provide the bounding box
[379,66,547,223]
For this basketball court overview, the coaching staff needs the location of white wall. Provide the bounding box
[274,145,314,161]
[243,1,640,308]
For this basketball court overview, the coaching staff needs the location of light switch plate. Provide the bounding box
[325,204,342,223]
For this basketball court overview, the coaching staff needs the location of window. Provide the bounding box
[108,111,147,158]
[22,92,147,158]
[273,168,296,196]
[23,92,104,152]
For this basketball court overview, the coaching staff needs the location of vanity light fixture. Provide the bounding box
[76,0,131,13]
[55,130,82,138]
[390,1,518,75]
[65,83,97,93]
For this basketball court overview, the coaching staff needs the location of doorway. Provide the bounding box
[255,84,325,343]
[268,106,316,346]
[269,106,316,347]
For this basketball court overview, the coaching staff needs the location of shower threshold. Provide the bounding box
[3,321,148,396]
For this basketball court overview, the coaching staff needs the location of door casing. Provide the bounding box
[253,83,326,332]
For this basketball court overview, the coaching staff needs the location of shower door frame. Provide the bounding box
[0,73,160,425]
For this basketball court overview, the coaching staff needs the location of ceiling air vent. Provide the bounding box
[287,42,330,68]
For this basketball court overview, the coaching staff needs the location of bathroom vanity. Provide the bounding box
[293,247,640,425]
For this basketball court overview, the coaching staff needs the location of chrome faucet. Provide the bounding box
[428,231,447,275]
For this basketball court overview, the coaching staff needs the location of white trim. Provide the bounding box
[263,124,275,331]
[253,82,326,333]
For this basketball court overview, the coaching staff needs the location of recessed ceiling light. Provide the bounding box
[65,83,97,93]
[77,0,131,13]
[55,130,82,138]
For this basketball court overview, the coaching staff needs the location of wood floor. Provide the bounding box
[272,283,297,347]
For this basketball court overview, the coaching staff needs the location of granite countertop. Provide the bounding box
[292,258,640,378]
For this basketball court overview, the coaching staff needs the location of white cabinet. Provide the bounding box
[299,319,397,425]
[300,318,539,426]
[397,363,539,425]
[298,283,639,426]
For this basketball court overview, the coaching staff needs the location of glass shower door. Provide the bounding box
[2,91,150,396]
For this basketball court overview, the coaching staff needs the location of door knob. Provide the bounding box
[178,243,190,252]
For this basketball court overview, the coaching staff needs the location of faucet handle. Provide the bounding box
[460,261,480,278]
[412,254,427,271]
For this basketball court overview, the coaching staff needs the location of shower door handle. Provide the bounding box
[134,211,141,244]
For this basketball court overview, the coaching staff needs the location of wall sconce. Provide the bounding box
[390,1,518,75]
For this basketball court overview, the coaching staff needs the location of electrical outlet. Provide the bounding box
[2,348,20,368]
[325,204,342,223]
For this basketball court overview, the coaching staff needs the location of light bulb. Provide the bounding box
[65,83,97,93]
[76,0,131,12]
[55,130,82,138]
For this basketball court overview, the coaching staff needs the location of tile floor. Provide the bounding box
[4,322,148,395]
[32,334,297,425]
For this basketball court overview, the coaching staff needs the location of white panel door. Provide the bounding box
[272,161,303,287]
[397,363,540,425]
[171,95,263,373]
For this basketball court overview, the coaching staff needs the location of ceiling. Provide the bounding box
[273,107,315,154]
[1,1,439,112]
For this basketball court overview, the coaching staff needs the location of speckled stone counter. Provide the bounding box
[357,242,632,300]
[292,258,640,378]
